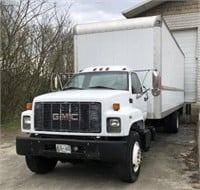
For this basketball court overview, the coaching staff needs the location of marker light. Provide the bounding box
[113,103,120,111]
[26,103,32,110]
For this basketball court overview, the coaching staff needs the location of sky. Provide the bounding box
[56,0,143,24]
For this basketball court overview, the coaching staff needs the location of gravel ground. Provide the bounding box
[0,124,199,190]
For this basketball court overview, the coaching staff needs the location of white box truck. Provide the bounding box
[16,16,184,182]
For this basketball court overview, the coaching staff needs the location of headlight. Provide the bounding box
[23,116,31,130]
[107,118,121,133]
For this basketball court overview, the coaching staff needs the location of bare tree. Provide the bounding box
[0,0,74,122]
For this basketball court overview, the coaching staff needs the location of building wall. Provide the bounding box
[136,0,200,103]
[137,0,199,17]
[164,12,200,103]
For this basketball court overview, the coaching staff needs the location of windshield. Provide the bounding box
[63,71,129,91]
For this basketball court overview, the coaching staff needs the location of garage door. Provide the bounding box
[173,29,197,103]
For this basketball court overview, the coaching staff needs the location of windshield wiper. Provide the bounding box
[88,86,114,90]
[63,87,83,90]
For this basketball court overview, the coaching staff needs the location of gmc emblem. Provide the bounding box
[52,113,79,121]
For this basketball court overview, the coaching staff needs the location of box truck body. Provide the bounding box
[74,16,185,119]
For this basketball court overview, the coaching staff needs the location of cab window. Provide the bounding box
[131,73,142,94]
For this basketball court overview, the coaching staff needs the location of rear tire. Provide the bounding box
[170,111,179,133]
[164,111,179,133]
[25,156,57,174]
[119,131,142,183]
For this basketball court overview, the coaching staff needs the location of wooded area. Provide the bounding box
[0,0,74,123]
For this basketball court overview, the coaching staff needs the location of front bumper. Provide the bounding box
[16,136,127,162]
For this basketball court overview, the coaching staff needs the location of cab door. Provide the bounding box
[130,72,148,120]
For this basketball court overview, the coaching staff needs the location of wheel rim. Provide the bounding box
[132,141,141,172]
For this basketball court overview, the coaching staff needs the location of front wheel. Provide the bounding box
[119,131,142,182]
[25,156,57,174]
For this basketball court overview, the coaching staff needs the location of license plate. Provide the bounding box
[56,144,71,154]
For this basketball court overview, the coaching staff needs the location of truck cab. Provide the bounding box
[63,65,148,125]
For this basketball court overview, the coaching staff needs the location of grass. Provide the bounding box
[1,119,20,131]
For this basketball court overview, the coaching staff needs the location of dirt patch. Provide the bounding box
[0,128,22,144]
[1,124,199,190]
[179,127,200,189]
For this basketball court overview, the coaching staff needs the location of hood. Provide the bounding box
[34,89,130,102]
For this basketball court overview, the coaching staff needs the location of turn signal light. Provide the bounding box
[26,103,32,110]
[113,103,120,111]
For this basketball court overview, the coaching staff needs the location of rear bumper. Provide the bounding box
[16,136,127,162]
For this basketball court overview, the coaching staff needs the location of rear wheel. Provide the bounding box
[170,111,179,133]
[119,131,142,182]
[164,111,179,133]
[25,156,57,174]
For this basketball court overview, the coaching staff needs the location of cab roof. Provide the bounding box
[80,66,131,73]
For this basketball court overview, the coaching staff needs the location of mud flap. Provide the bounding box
[147,126,156,141]
[138,128,152,151]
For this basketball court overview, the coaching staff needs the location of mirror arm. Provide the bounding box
[143,88,150,94]
[136,88,150,99]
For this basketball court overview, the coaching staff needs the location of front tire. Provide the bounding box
[119,131,142,182]
[25,156,57,174]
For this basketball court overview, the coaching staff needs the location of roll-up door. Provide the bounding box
[173,29,197,103]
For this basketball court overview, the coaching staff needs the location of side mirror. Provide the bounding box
[152,70,161,96]
[51,74,63,91]
[54,75,58,90]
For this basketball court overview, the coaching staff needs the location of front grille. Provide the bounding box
[34,102,101,133]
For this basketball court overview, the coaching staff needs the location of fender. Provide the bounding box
[126,107,144,135]
[129,121,154,152]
